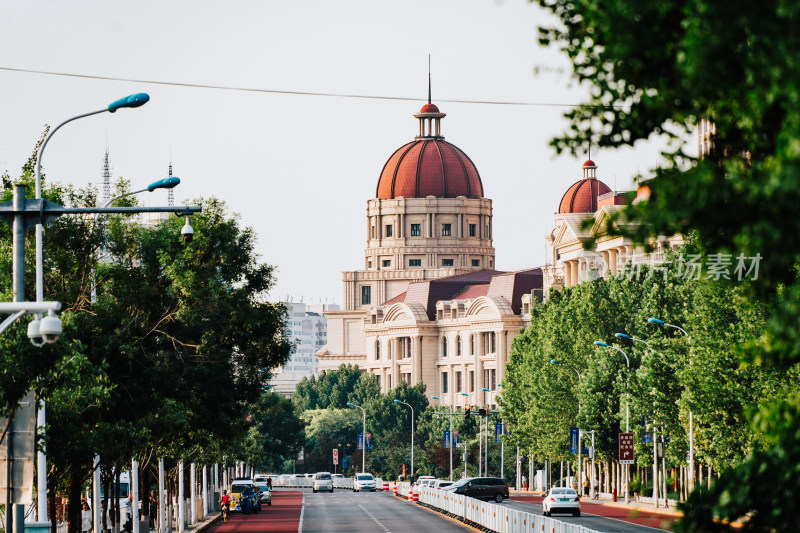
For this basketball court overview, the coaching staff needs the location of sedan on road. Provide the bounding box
[353,473,376,492]
[254,482,272,506]
[542,487,580,517]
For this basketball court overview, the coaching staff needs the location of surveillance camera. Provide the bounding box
[39,314,62,343]
[27,318,45,347]
[181,217,194,243]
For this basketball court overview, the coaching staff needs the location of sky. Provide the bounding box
[0,0,671,305]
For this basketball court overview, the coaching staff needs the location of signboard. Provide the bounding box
[444,430,451,449]
[569,427,579,454]
[641,434,652,444]
[0,391,36,505]
[495,423,502,443]
[333,449,339,465]
[357,433,363,450]
[343,457,349,469]
[619,432,635,464]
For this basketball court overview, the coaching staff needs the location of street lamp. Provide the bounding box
[648,317,693,496]
[594,340,631,503]
[432,396,454,481]
[482,387,491,476]
[347,402,366,473]
[550,360,583,494]
[393,400,415,480]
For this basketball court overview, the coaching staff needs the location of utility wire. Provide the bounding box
[0,65,625,109]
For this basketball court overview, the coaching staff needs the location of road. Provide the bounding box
[204,488,677,533]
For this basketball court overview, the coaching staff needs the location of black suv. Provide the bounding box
[447,477,509,503]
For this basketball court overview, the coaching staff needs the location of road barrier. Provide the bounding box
[415,486,602,533]
[384,481,390,491]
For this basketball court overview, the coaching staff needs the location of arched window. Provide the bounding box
[442,336,448,357]
[456,335,462,356]
[375,340,381,360]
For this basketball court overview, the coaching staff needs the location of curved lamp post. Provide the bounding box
[347,402,366,473]
[393,399,415,480]
[594,340,631,503]
[648,317,693,496]
[550,360,585,494]
[27,94,147,524]
[432,396,454,480]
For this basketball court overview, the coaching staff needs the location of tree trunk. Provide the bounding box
[68,469,82,533]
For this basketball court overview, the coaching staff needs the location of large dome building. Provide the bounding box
[343,101,496,310]
[317,97,543,407]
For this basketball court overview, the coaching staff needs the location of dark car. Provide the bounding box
[446,477,509,503]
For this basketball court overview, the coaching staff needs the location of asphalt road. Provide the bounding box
[296,488,472,533]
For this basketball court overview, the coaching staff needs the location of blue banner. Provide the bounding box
[365,432,372,450]
[343,457,349,469]
[569,427,579,454]
[495,423,502,443]
[357,433,363,450]
[444,430,451,448]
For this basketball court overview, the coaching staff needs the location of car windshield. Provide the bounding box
[451,478,472,488]
[231,484,252,493]
[254,483,268,491]
[316,474,331,480]
[356,474,373,480]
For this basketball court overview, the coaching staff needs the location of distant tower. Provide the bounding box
[167,162,175,207]
[102,150,111,206]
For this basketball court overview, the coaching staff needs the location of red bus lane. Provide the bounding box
[209,491,303,533]
[510,495,679,531]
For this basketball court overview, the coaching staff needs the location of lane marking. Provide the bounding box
[298,494,305,532]
[359,504,391,533]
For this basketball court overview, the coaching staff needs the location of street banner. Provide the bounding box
[343,457,349,469]
[333,448,338,465]
[569,427,579,454]
[365,432,372,450]
[453,430,459,446]
[495,423,502,443]
[444,430,450,448]
[357,433,363,450]
[619,432,635,464]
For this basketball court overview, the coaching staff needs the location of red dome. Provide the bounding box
[558,178,611,213]
[419,103,440,113]
[582,159,597,168]
[376,139,483,199]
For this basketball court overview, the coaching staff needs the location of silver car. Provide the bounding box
[313,472,334,493]
[254,482,272,506]
[542,487,580,517]
[353,473,376,492]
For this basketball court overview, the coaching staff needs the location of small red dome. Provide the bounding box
[376,139,483,199]
[582,159,597,168]
[558,178,612,213]
[419,103,440,113]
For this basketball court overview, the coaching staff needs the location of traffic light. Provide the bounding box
[465,404,471,418]
[479,408,488,417]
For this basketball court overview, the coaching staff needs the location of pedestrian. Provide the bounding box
[583,477,589,497]
[266,476,272,490]
[521,474,527,491]
[149,491,158,529]
[81,502,92,533]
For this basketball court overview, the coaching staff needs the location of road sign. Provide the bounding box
[0,391,36,505]
[333,449,339,465]
[619,432,635,464]
[569,427,579,454]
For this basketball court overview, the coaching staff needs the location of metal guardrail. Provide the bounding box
[413,485,602,533]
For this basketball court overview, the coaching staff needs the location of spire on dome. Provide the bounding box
[101,149,111,205]
[167,160,175,207]
[415,61,446,139]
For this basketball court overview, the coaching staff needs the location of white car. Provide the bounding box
[542,487,581,517]
[254,482,272,506]
[416,476,436,488]
[313,472,334,493]
[353,473,376,492]
[433,480,454,490]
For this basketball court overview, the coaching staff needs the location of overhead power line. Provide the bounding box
[0,65,623,109]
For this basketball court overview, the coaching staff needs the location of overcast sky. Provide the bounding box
[0,0,671,305]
